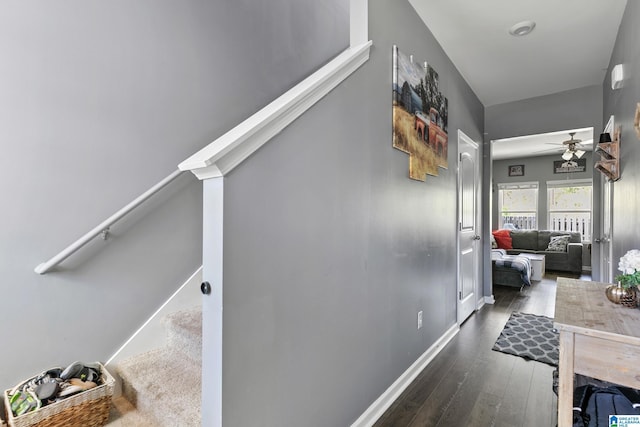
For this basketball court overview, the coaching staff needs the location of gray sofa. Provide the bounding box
[492,230,583,288]
[506,230,583,273]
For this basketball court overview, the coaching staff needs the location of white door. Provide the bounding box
[457,130,480,324]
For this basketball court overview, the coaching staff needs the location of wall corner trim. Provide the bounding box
[350,0,368,45]
[178,41,372,181]
[350,324,459,427]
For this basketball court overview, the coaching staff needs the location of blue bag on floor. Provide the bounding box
[572,385,640,426]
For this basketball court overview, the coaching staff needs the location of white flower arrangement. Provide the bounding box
[616,249,640,289]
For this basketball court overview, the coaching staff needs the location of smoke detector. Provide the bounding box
[509,21,536,37]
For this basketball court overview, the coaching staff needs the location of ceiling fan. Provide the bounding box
[560,132,586,161]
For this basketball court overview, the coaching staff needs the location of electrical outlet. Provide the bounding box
[417,311,423,329]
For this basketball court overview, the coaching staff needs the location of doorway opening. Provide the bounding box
[490,127,595,274]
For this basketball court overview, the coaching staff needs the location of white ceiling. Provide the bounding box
[407,0,626,160]
[491,127,593,160]
[408,0,628,107]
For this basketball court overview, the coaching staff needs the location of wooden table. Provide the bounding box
[554,278,640,427]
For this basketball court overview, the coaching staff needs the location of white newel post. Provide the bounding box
[201,177,224,427]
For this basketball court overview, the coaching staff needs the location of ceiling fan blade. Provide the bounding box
[562,132,582,145]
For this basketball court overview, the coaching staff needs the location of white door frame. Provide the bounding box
[599,115,615,282]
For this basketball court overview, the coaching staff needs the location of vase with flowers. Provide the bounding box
[606,249,640,307]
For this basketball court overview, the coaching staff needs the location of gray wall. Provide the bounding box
[486,85,603,141]
[603,0,640,279]
[218,0,484,425]
[492,153,594,231]
[0,0,348,389]
[485,85,603,278]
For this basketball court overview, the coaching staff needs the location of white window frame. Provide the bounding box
[547,178,592,242]
[497,181,539,229]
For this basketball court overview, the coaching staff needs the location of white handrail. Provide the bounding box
[179,40,372,180]
[35,169,184,274]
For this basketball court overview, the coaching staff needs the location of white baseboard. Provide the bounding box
[350,324,460,427]
[484,295,495,305]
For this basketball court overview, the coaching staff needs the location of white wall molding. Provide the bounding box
[484,295,496,305]
[350,0,368,45]
[350,324,460,427]
[179,41,371,180]
[105,266,203,367]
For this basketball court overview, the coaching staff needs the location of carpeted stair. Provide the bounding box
[114,307,202,426]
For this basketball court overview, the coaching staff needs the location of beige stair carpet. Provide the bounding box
[113,307,202,426]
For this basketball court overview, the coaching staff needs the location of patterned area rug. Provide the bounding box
[492,312,559,366]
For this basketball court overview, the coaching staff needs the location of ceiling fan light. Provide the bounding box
[575,149,585,158]
[562,151,573,161]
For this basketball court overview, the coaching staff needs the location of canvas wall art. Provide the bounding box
[392,45,449,181]
[508,164,525,177]
[554,159,587,174]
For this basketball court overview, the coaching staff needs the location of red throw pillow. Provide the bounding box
[492,230,513,249]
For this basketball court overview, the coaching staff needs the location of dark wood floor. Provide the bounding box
[374,271,591,427]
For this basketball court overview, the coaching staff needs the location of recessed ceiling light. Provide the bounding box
[509,20,536,37]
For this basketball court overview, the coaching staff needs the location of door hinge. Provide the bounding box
[459,291,462,300]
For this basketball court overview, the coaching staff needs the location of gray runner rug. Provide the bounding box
[492,312,559,366]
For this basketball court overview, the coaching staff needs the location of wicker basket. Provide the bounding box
[3,363,114,427]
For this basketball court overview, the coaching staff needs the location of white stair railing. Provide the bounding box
[34,169,184,274]
[37,0,371,278]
